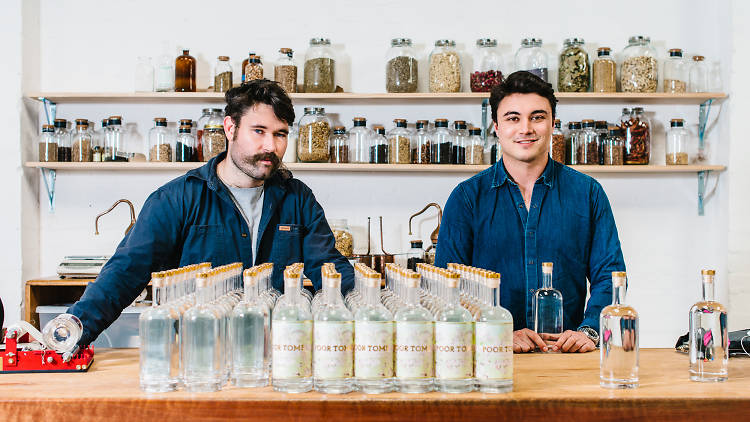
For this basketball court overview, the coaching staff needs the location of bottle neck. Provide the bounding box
[152,285,162,307]
[406,284,419,306]
[446,284,458,306]
[542,271,553,289]
[491,284,500,308]
[365,281,380,306]
[323,281,343,306]
[244,279,257,301]
[196,284,209,305]
[702,276,715,302]
[612,282,627,305]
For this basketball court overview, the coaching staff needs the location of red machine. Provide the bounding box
[1,328,94,373]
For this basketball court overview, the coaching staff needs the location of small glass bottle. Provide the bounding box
[175,49,196,92]
[475,272,513,393]
[432,119,453,164]
[489,131,501,165]
[92,119,107,162]
[533,262,563,346]
[370,126,388,164]
[515,38,548,82]
[620,36,658,93]
[329,126,348,163]
[297,107,331,163]
[274,48,298,93]
[304,38,336,93]
[434,271,474,393]
[39,124,57,162]
[663,48,688,93]
[348,117,372,164]
[354,273,394,394]
[272,267,313,392]
[197,108,222,162]
[386,38,418,93]
[600,271,639,389]
[558,38,590,92]
[595,120,608,165]
[565,121,581,165]
[471,38,503,92]
[71,119,92,162]
[329,219,353,257]
[241,51,254,84]
[623,107,651,165]
[466,127,484,165]
[665,119,689,165]
[602,127,625,165]
[175,124,197,162]
[182,273,224,392]
[139,272,179,392]
[230,269,270,387]
[395,272,434,393]
[214,56,233,92]
[134,56,154,92]
[429,40,461,93]
[689,55,709,93]
[155,44,175,92]
[313,272,355,394]
[244,55,264,82]
[54,119,71,162]
[104,116,127,162]
[689,269,728,382]
[592,47,616,93]
[452,121,467,165]
[148,118,172,162]
[406,240,425,271]
[550,119,565,164]
[413,120,432,164]
[388,119,412,164]
[202,124,226,162]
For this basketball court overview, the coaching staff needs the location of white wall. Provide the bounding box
[7,0,745,347]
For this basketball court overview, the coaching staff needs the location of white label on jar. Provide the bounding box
[395,321,434,379]
[435,321,474,380]
[313,321,354,379]
[272,320,312,379]
[354,321,394,379]
[475,321,513,380]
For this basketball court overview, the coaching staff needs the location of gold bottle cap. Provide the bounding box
[612,271,627,287]
[701,269,716,276]
[693,55,705,62]
[195,273,209,288]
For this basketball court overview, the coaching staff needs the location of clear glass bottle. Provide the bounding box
[71,119,92,162]
[369,126,388,164]
[565,122,581,165]
[134,56,154,92]
[348,117,372,164]
[148,118,172,162]
[515,38,548,82]
[413,120,432,164]
[533,262,563,346]
[329,219,353,257]
[406,240,425,271]
[214,56,233,93]
[600,271,639,389]
[39,124,57,162]
[666,119,689,165]
[622,107,651,165]
[175,49,196,92]
[550,119,565,164]
[230,269,270,387]
[471,38,503,92]
[577,120,598,165]
[313,272,355,394]
[155,43,175,92]
[558,38,590,92]
[432,119,453,164]
[53,119,71,162]
[244,55,263,82]
[275,48,297,93]
[241,51,254,84]
[663,48,688,93]
[354,273,394,394]
[104,116,127,162]
[175,124,196,162]
[434,271,474,393]
[592,47,616,93]
[182,273,224,392]
[297,107,331,163]
[451,121,468,165]
[689,269,728,382]
[429,40,461,93]
[388,119,412,164]
[139,272,179,392]
[92,118,108,162]
[197,108,222,162]
[272,267,313,392]
[466,127,484,165]
[329,126,348,163]
[602,127,625,165]
[620,36,658,93]
[475,272,513,393]
[395,272,434,393]
[304,38,335,93]
[488,131,501,165]
[386,38,418,93]
[689,55,709,93]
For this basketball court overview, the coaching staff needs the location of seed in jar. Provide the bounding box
[470,70,503,92]
[72,139,92,162]
[429,52,461,93]
[275,65,297,93]
[666,152,688,165]
[214,71,232,92]
[150,143,173,162]
[621,56,658,93]
[298,120,330,162]
[664,79,687,93]
[304,58,335,93]
[603,143,624,165]
[39,142,58,162]
[467,145,484,164]
[386,56,418,93]
[551,134,566,163]
[593,59,616,92]
[332,229,353,256]
[388,135,411,163]
[203,131,227,162]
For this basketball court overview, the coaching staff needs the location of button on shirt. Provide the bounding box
[225,184,264,262]
[435,158,626,332]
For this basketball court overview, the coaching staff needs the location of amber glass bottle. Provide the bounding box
[175,49,196,92]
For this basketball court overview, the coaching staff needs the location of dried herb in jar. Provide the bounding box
[298,120,330,162]
[388,135,411,163]
[429,52,461,93]
[470,70,503,92]
[386,56,418,93]
[621,56,658,93]
[551,134,566,163]
[303,58,335,93]
[275,65,297,93]
[558,41,590,92]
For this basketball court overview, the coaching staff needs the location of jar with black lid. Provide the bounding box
[54,119,71,162]
[39,124,57,162]
[467,127,483,165]
[72,119,92,162]
[104,116,127,162]
[330,126,348,163]
[577,120,599,164]
[566,121,581,165]
[387,119,412,164]
[452,120,468,164]
[297,107,331,163]
[664,48,688,93]
[592,47,616,92]
[413,120,432,164]
[432,119,453,164]
[666,118,689,165]
[175,124,197,162]
[348,117,372,164]
[369,126,388,164]
[550,119,565,163]
[602,127,624,165]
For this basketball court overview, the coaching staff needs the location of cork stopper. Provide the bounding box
[445,271,460,288]
[324,272,342,289]
[542,262,553,274]
[612,271,627,287]
[701,269,716,276]
[195,273,208,288]
[406,272,420,288]
[243,269,256,285]
[486,272,500,289]
[151,272,164,287]
[365,274,381,289]
[701,269,716,283]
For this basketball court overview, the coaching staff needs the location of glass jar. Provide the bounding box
[304,38,335,93]
[214,56,233,93]
[620,36,658,93]
[241,51,254,83]
[329,219,353,257]
[348,117,372,164]
[412,120,432,164]
[577,120,599,165]
[432,119,453,164]
[244,55,263,82]
[406,240,425,271]
[329,126,348,163]
[429,39,461,93]
[565,121,581,165]
[602,127,624,165]
[284,123,297,163]
[93,118,107,162]
[148,117,172,162]
[134,56,154,92]
[197,108,222,162]
[592,47,616,93]
[466,127,484,164]
[666,119,689,165]
[386,38,418,93]
[104,116,127,162]
[515,38,548,82]
[71,119,92,162]
[709,61,722,92]
[558,38,590,92]
[387,119,412,164]
[689,55,709,93]
[54,119,71,162]
[595,121,608,165]
[622,107,651,164]
[274,48,298,93]
[471,38,503,92]
[155,44,174,92]
[452,120,468,164]
[202,124,226,162]
[663,48,688,93]
[369,126,388,164]
[297,107,331,163]
[489,131,501,164]
[550,119,565,163]
[175,49,196,92]
[175,124,196,162]
[39,124,57,162]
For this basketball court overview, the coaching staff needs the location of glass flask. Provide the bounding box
[386,38,418,93]
[272,267,313,392]
[54,119,71,162]
[297,107,331,163]
[214,56,233,92]
[515,38,548,82]
[429,39,461,93]
[431,119,453,164]
[175,49,196,92]
[304,38,336,93]
[148,117,172,162]
[689,269,728,382]
[388,118,412,164]
[71,119,92,162]
[532,262,563,348]
[354,273,394,394]
[139,272,179,392]
[666,118,689,165]
[620,36,658,93]
[39,124,57,162]
[434,271,474,393]
[230,269,270,387]
[394,271,434,393]
[181,272,224,392]
[471,38,503,92]
[558,38,590,92]
[663,48,688,93]
[275,48,298,93]
[600,271,639,389]
[348,117,373,164]
[474,272,513,393]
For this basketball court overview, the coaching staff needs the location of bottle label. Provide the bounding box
[272,320,312,379]
[313,321,354,379]
[475,321,513,380]
[435,322,474,379]
[395,321,434,379]
[354,321,394,379]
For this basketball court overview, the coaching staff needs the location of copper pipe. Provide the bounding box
[95,199,136,236]
[408,203,443,245]
[378,216,391,255]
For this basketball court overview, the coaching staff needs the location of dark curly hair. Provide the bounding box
[224,79,295,127]
[489,71,557,123]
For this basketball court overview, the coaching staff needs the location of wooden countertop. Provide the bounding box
[0,348,748,421]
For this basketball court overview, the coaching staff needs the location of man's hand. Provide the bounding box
[513,328,550,353]
[548,330,596,353]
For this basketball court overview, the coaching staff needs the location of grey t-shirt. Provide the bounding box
[225,184,265,262]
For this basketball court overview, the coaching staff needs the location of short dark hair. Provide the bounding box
[489,71,557,123]
[224,79,296,127]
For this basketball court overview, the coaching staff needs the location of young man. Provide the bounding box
[67,79,352,347]
[436,71,626,353]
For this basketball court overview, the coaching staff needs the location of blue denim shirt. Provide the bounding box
[435,157,625,332]
[68,152,353,345]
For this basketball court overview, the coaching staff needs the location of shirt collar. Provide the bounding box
[491,156,556,189]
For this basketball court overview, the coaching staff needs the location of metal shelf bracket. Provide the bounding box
[698,99,713,155]
[697,170,710,216]
[41,168,56,212]
[37,97,57,125]
[481,98,489,142]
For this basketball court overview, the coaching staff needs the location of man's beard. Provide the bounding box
[230,132,281,181]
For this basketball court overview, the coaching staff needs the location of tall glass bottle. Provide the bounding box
[213,56,233,92]
[54,119,71,162]
[689,269,728,382]
[600,271,639,389]
[395,272,434,393]
[230,269,270,387]
[275,48,298,93]
[272,267,313,392]
[181,273,224,392]
[313,272,355,394]
[175,49,196,92]
[139,272,180,392]
[175,124,196,162]
[39,124,57,162]
[432,119,453,164]
[434,271,474,393]
[354,273,394,394]
[347,117,372,164]
[533,262,563,346]
[475,272,513,393]
[104,116,127,162]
